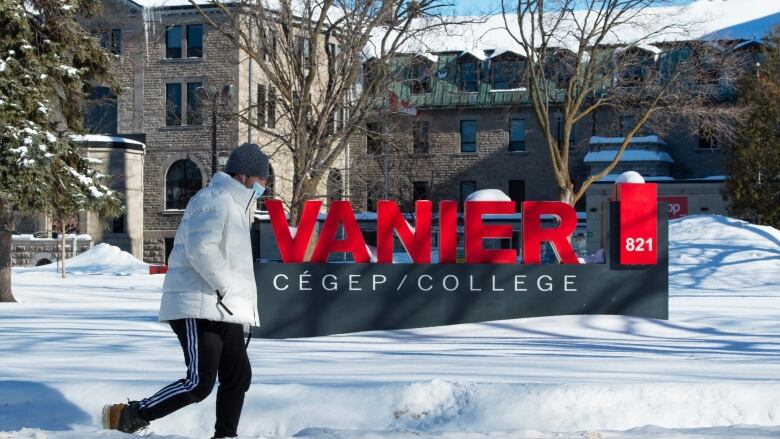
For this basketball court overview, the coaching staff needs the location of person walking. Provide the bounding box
[102,143,270,438]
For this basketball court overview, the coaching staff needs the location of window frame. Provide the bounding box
[165,159,203,210]
[165,25,183,59]
[458,60,480,93]
[166,83,182,126]
[186,82,203,126]
[460,120,477,153]
[508,118,526,152]
[491,58,525,90]
[186,24,203,58]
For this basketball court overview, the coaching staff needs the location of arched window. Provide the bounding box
[258,165,275,212]
[166,159,203,210]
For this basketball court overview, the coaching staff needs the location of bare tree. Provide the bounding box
[190,0,480,220]
[501,0,747,205]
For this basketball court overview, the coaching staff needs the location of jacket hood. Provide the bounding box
[210,172,255,211]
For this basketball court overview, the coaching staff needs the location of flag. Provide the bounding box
[388,91,417,116]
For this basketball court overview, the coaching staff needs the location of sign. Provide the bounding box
[388,91,417,116]
[659,196,688,219]
[252,183,668,339]
[615,183,658,265]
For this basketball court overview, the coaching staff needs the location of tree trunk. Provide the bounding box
[560,185,576,206]
[60,223,66,279]
[0,202,16,302]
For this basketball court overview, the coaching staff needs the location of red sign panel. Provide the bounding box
[615,183,658,265]
[659,196,688,219]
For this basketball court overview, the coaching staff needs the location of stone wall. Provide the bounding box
[11,237,93,267]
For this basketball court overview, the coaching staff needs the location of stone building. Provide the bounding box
[349,42,755,219]
[60,0,346,264]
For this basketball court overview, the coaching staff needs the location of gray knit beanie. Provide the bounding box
[224,143,269,178]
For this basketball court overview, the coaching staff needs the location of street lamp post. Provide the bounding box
[195,84,235,176]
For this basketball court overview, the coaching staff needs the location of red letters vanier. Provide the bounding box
[265,183,658,265]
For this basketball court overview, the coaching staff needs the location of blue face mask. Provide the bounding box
[252,182,266,200]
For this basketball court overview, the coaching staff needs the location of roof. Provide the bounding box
[589,136,667,145]
[369,0,780,56]
[71,134,147,151]
[584,150,675,164]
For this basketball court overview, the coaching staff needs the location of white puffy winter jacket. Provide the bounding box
[159,172,259,326]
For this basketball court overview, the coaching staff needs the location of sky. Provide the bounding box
[452,0,697,16]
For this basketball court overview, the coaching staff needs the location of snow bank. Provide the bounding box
[15,243,148,276]
[2,215,780,438]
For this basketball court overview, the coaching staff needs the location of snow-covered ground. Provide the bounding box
[1,215,780,439]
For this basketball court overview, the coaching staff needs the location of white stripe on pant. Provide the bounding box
[139,318,200,409]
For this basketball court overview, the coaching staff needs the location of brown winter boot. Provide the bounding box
[101,401,149,433]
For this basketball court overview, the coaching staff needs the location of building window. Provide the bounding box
[166,83,182,126]
[413,121,429,153]
[460,180,476,208]
[408,60,431,94]
[508,180,525,211]
[458,60,479,92]
[84,86,117,134]
[167,83,203,126]
[366,122,382,154]
[166,159,203,210]
[509,118,525,151]
[187,24,203,58]
[492,58,524,90]
[460,120,477,153]
[296,36,312,69]
[186,82,203,125]
[413,181,430,202]
[257,84,266,128]
[366,181,383,212]
[259,29,276,61]
[111,213,125,234]
[95,29,121,54]
[166,24,203,59]
[166,25,182,59]
[267,87,276,129]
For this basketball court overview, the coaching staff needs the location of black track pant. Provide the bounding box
[137,318,252,438]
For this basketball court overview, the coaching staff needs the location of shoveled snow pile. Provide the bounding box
[1,215,779,438]
[16,243,148,276]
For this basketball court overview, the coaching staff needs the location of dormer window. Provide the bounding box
[458,56,480,92]
[543,49,575,90]
[616,46,658,86]
[408,57,432,94]
[491,52,525,90]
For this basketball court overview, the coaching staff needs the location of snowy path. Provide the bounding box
[1,215,780,438]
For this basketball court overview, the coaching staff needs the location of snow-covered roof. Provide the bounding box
[71,134,146,148]
[368,0,780,57]
[589,135,666,145]
[584,150,675,163]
